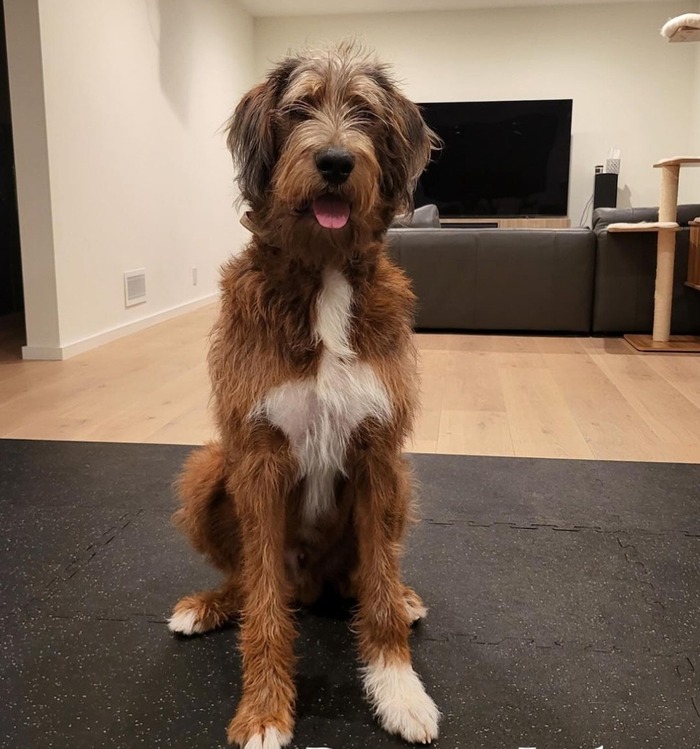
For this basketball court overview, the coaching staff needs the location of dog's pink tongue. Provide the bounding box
[312,196,350,229]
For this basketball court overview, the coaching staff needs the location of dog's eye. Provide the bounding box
[352,103,378,124]
[287,102,313,121]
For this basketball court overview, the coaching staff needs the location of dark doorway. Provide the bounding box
[0,0,25,356]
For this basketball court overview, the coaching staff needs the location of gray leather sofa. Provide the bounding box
[387,210,596,333]
[592,204,700,333]
[387,204,700,335]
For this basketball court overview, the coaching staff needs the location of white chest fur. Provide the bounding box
[251,268,392,525]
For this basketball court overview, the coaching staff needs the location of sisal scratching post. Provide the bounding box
[652,165,680,342]
[688,220,700,290]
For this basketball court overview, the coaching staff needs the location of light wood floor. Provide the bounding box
[2,306,700,463]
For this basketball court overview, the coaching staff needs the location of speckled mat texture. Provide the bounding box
[1,439,699,749]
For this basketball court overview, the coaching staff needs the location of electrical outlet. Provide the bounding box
[192,267,198,286]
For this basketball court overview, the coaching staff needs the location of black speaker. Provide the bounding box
[594,172,618,209]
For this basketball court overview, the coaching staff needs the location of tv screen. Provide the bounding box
[415,99,573,218]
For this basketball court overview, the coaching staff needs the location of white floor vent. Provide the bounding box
[124,269,147,307]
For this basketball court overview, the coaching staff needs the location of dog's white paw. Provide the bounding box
[362,658,440,744]
[242,727,292,749]
[167,607,206,636]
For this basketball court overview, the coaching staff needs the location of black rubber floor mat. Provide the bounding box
[1,439,698,748]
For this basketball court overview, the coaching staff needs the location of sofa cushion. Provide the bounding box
[391,203,440,228]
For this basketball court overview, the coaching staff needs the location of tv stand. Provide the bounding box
[440,217,571,229]
[441,220,498,229]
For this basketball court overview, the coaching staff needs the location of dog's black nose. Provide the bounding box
[315,148,355,184]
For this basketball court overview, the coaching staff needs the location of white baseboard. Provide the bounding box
[22,293,218,361]
[21,346,65,361]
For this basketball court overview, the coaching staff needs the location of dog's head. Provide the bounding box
[227,45,437,251]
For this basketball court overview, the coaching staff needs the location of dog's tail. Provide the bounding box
[172,441,229,555]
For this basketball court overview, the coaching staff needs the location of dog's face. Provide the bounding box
[227,47,437,251]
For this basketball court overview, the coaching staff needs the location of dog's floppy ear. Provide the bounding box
[374,71,440,214]
[226,80,278,210]
[227,59,301,210]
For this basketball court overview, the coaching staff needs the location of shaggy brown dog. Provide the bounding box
[169,45,439,749]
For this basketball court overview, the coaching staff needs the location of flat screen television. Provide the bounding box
[415,99,573,218]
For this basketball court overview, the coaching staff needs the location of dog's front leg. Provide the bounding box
[225,448,297,749]
[351,449,440,744]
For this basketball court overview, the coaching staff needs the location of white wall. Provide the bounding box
[255,1,698,225]
[5,0,255,358]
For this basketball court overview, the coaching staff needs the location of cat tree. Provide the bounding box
[605,14,700,352]
[660,13,700,42]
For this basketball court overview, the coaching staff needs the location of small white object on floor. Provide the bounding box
[661,13,700,42]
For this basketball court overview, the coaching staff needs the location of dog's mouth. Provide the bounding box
[307,194,351,230]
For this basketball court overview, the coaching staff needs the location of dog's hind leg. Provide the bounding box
[402,585,428,626]
[168,578,240,635]
[337,576,427,627]
[169,443,243,635]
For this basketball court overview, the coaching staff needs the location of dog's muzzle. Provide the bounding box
[310,149,354,229]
